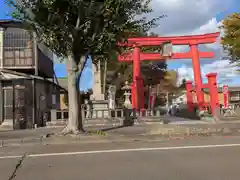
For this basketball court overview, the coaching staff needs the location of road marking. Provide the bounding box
[0,155,23,159]
[1,143,240,160]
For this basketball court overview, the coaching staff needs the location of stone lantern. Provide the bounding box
[121,81,132,108]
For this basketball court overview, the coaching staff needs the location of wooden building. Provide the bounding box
[202,86,240,105]
[57,77,93,110]
[0,20,62,129]
[174,86,240,106]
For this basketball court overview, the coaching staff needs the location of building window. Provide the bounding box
[3,28,33,66]
[4,28,32,48]
[230,92,240,101]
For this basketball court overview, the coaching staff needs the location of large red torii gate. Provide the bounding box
[118,32,220,111]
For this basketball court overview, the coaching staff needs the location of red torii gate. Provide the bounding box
[186,72,220,115]
[118,32,220,111]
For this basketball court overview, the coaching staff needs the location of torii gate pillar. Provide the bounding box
[190,44,204,110]
[206,73,219,115]
[132,46,141,109]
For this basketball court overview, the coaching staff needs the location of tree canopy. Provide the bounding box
[221,13,240,62]
[179,78,186,89]
[8,0,162,62]
[6,0,163,133]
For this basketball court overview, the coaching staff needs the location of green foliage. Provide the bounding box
[106,32,168,87]
[141,62,167,85]
[221,13,240,62]
[6,0,162,65]
[179,79,186,89]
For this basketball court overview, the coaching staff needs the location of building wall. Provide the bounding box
[3,27,34,67]
[190,91,233,105]
[35,80,61,123]
[37,47,54,78]
[0,78,62,129]
[0,24,54,78]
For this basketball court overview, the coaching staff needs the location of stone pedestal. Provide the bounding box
[0,120,13,130]
[91,100,109,118]
[88,61,110,118]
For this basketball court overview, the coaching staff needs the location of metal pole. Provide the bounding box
[166,92,170,116]
[103,60,107,96]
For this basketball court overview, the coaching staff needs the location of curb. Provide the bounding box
[147,126,240,136]
[2,123,240,148]
[46,121,163,128]
[46,123,122,128]
[1,129,240,148]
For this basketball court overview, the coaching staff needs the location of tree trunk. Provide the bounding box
[61,54,84,134]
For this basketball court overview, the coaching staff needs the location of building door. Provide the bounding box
[14,87,26,129]
[3,88,13,125]
[3,83,31,129]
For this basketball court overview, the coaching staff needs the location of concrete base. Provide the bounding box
[0,120,13,130]
[46,120,67,127]
[91,100,109,118]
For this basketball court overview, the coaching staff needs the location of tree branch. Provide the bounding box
[76,54,89,92]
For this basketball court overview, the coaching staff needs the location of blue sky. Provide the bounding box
[54,56,93,92]
[158,0,240,86]
[1,0,240,89]
[0,0,12,19]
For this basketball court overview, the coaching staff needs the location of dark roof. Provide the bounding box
[228,86,240,92]
[57,77,93,94]
[57,78,68,90]
[0,19,25,28]
[0,69,66,92]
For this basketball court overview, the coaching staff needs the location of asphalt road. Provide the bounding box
[1,137,240,180]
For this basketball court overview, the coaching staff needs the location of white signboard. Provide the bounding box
[223,85,228,94]
[52,94,56,105]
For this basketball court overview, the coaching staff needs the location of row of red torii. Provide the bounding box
[117,32,223,115]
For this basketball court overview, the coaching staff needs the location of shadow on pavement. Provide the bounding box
[99,124,132,132]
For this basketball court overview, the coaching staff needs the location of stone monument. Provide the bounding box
[90,61,104,101]
[108,85,116,109]
[90,61,109,118]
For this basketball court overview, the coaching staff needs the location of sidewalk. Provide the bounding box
[1,119,240,147]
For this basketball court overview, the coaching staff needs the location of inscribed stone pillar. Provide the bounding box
[108,85,116,109]
[91,61,104,100]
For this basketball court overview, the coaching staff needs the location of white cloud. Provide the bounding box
[192,18,221,50]
[150,0,233,36]
[149,0,237,67]
[169,17,222,54]
[148,0,240,86]
[176,60,240,85]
